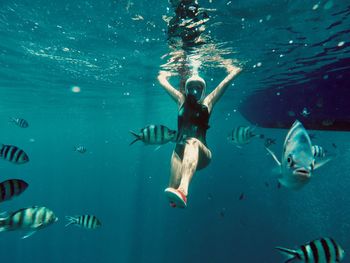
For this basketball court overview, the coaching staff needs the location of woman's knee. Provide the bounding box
[186,138,200,147]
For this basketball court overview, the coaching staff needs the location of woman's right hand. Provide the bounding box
[158,70,172,79]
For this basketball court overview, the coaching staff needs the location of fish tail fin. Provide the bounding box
[275,246,300,263]
[171,130,179,143]
[129,131,140,146]
[0,217,9,232]
[8,117,14,123]
[65,216,77,227]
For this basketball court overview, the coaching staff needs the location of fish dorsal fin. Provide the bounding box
[314,157,332,170]
[275,246,301,263]
[265,147,281,166]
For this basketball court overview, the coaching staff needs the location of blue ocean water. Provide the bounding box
[0,0,349,262]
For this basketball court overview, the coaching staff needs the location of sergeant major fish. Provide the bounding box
[0,144,29,164]
[228,126,264,145]
[312,145,326,158]
[74,145,87,154]
[10,117,29,128]
[0,206,58,239]
[276,237,345,263]
[65,215,101,229]
[265,120,330,190]
[129,125,177,146]
[0,179,28,203]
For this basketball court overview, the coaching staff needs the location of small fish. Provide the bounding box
[219,209,225,218]
[312,145,326,158]
[207,193,213,200]
[300,107,311,117]
[74,145,87,154]
[228,126,264,145]
[65,215,101,229]
[265,120,330,190]
[131,14,144,21]
[332,143,337,149]
[0,179,28,203]
[10,117,29,128]
[0,206,58,239]
[277,182,281,189]
[276,237,345,263]
[239,193,244,200]
[264,138,276,148]
[0,144,29,164]
[130,125,177,146]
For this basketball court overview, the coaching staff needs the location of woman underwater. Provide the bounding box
[158,61,241,208]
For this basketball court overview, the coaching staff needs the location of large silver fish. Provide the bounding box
[266,120,330,190]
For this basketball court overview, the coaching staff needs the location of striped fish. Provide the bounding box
[74,145,87,154]
[0,179,28,203]
[0,206,58,239]
[129,125,177,146]
[10,117,29,128]
[276,237,345,263]
[312,145,326,158]
[0,144,29,164]
[229,126,264,145]
[65,215,101,229]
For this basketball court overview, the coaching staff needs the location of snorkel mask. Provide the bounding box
[185,75,206,102]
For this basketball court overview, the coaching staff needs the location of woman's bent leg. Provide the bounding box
[169,151,182,189]
[178,138,211,196]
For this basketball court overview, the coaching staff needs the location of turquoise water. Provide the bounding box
[0,0,349,262]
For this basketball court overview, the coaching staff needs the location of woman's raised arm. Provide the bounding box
[158,70,185,105]
[203,62,242,113]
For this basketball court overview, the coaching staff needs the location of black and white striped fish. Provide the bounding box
[10,117,29,128]
[0,206,58,239]
[0,144,29,164]
[228,126,264,145]
[129,125,177,146]
[0,179,28,203]
[312,145,326,158]
[74,145,87,154]
[65,215,101,229]
[276,237,345,263]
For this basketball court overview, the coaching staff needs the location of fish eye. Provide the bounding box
[287,155,294,167]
